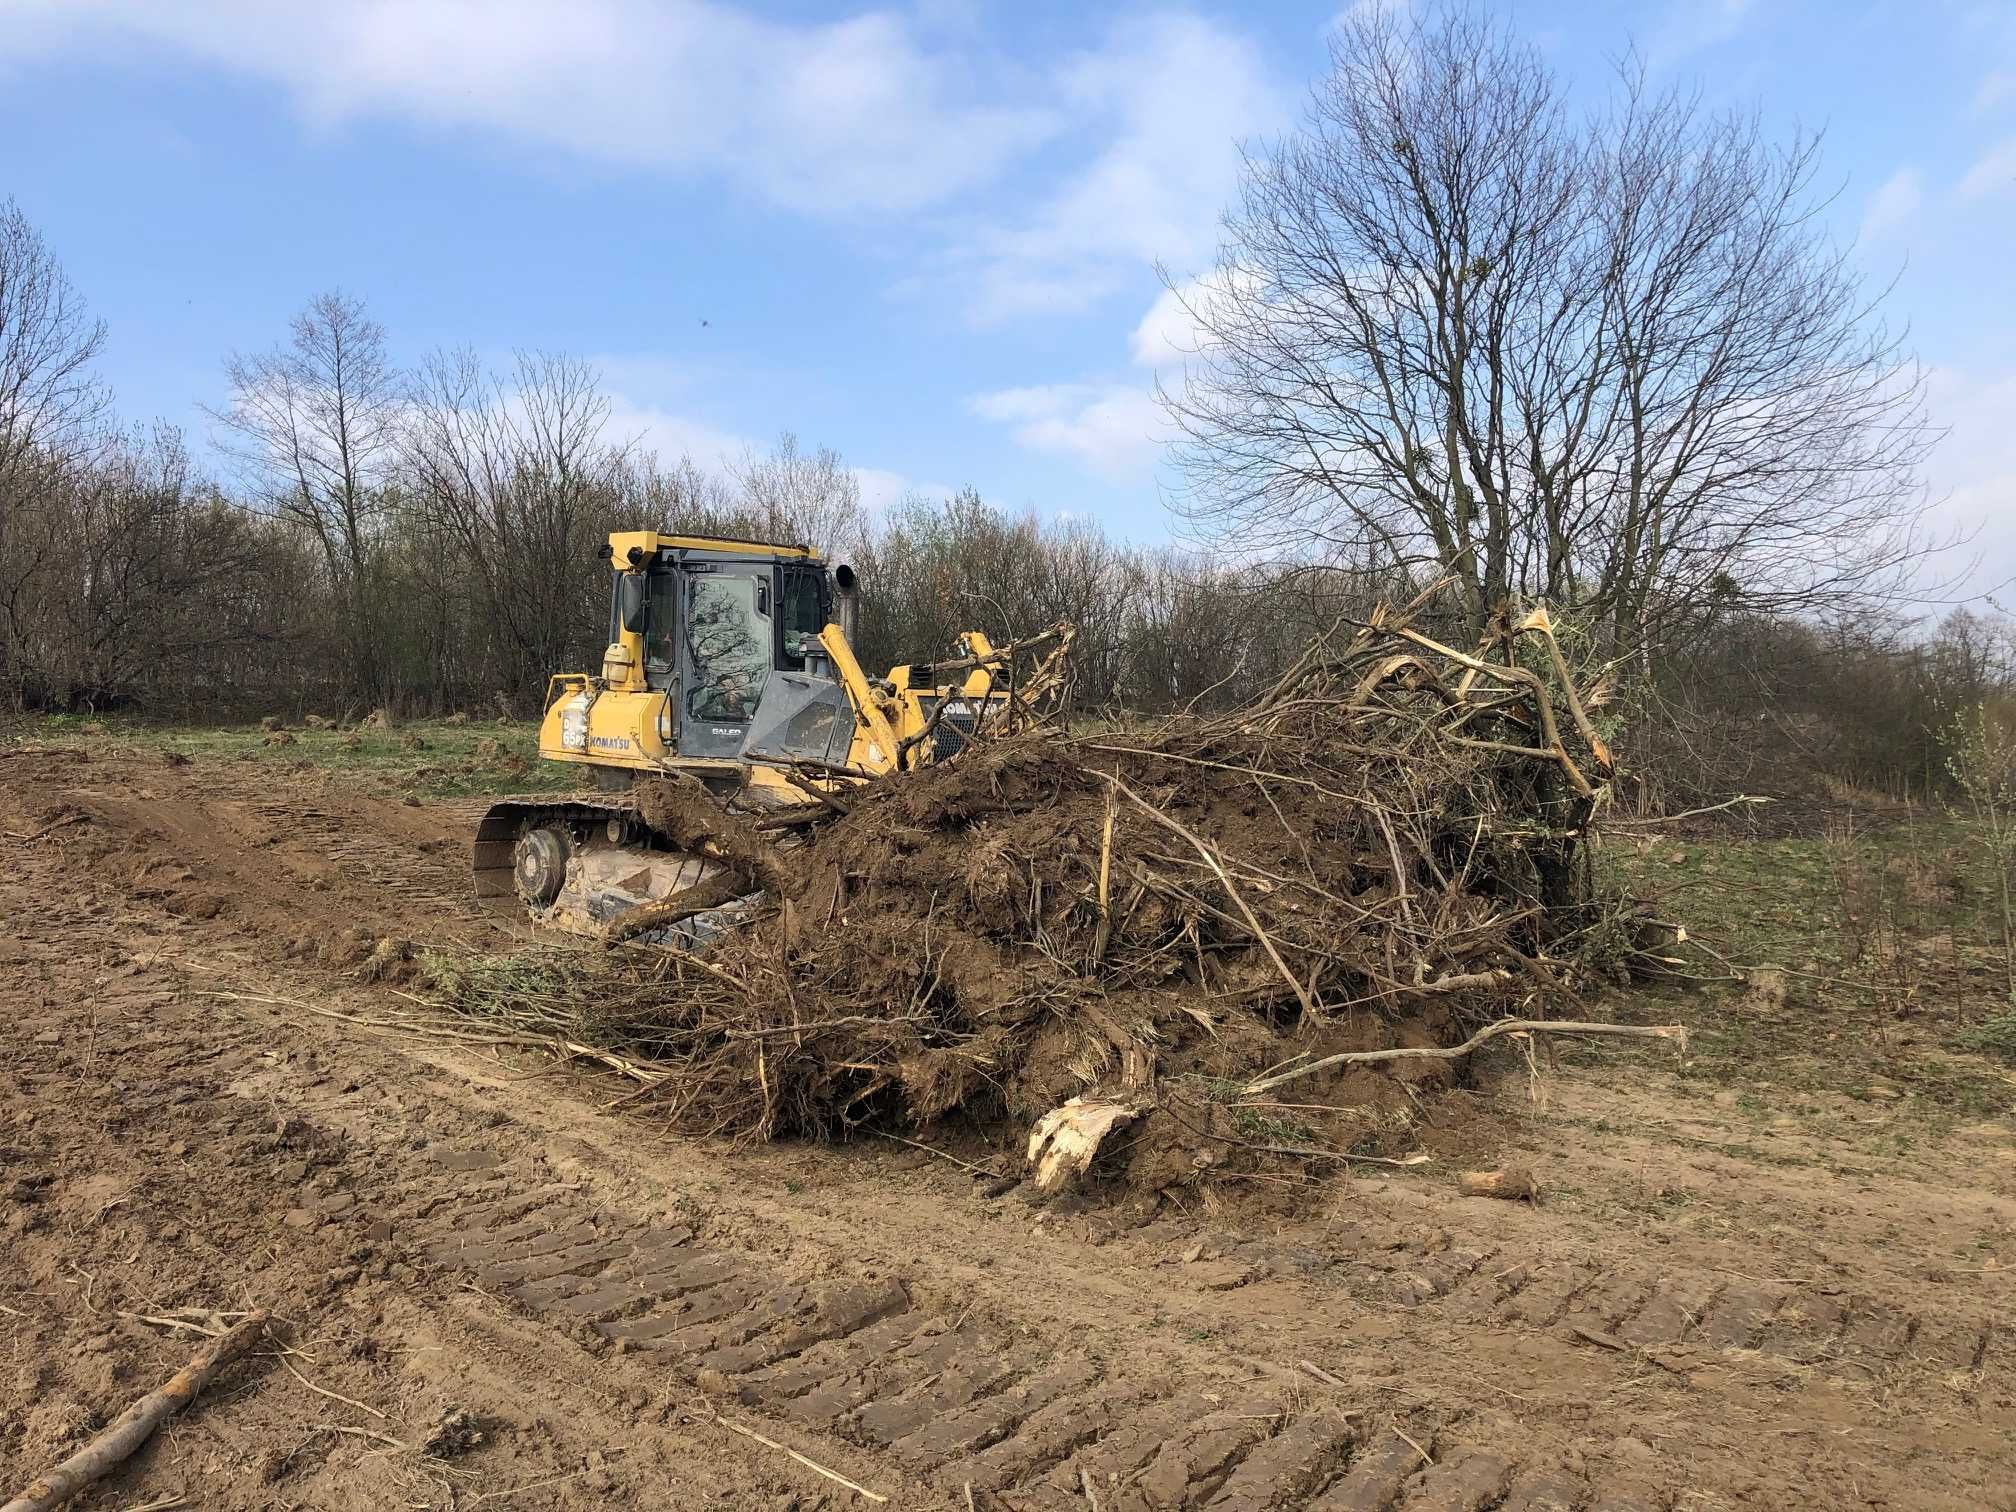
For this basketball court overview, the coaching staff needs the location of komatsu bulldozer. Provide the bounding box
[472,529,1054,935]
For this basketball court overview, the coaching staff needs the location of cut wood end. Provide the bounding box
[1026,1097,1140,1193]
[1459,1167,1540,1201]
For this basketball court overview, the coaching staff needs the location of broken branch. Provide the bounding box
[1239,1019,1687,1096]
[2,1309,270,1512]
[713,1415,887,1503]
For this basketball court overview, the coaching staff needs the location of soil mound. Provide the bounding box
[441,594,1619,1188]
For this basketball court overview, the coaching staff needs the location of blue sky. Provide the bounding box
[2,0,2013,589]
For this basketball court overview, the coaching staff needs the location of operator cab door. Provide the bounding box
[676,562,774,761]
[637,564,682,751]
[778,563,828,669]
[740,563,858,770]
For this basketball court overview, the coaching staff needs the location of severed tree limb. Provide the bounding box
[780,766,852,817]
[1602,794,1771,827]
[600,870,753,947]
[1461,1167,1541,1201]
[1239,1019,1686,1096]
[712,1416,887,1504]
[1092,783,1117,962]
[4,811,89,843]
[2,1310,270,1512]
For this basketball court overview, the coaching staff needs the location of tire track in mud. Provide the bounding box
[394,1141,2003,1510]
[401,1159,1509,1510]
[243,795,489,921]
[1307,1215,2000,1383]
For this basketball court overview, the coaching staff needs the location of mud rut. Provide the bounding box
[2,748,2011,1511]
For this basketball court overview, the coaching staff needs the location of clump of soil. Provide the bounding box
[422,1405,487,1458]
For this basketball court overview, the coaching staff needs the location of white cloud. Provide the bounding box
[1859,168,1924,243]
[1130,285,1208,371]
[852,466,953,513]
[955,15,1285,322]
[973,264,1269,481]
[953,23,1285,482]
[1959,137,2016,200]
[1647,0,1757,66]
[0,0,1054,216]
[601,396,753,475]
[2,3,1288,331]
[974,267,1264,483]
[598,373,937,512]
[969,383,1165,483]
[1129,268,1257,369]
[1921,366,2016,596]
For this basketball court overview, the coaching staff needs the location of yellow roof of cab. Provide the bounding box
[608,529,818,561]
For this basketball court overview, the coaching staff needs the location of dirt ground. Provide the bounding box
[2,744,2012,1510]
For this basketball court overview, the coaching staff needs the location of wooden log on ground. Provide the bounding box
[1460,1168,1540,1201]
[601,869,754,947]
[2,1309,270,1512]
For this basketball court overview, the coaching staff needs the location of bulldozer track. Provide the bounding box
[394,1144,2001,1511]
[250,797,488,917]
[470,792,641,913]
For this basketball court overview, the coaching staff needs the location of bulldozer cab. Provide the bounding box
[537,527,1017,795]
[609,537,837,764]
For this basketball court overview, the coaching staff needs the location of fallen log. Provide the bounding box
[2,1309,270,1512]
[1239,1019,1687,1096]
[601,869,754,947]
[1460,1167,1540,1201]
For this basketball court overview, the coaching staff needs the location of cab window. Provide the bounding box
[780,566,826,666]
[686,571,771,721]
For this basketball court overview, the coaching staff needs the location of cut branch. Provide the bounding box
[1239,1019,1686,1096]
[2,1310,270,1512]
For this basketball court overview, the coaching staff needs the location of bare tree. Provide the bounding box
[403,349,633,705]
[1163,4,1938,645]
[212,291,401,696]
[731,432,867,558]
[0,199,109,701]
[32,425,275,708]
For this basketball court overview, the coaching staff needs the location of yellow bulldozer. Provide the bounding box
[472,529,1066,938]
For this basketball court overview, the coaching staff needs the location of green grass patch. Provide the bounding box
[1957,1009,2016,1064]
[28,710,581,800]
[1599,815,2016,1118]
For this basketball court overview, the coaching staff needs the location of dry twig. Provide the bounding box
[1240,1019,1687,1096]
[712,1416,887,1503]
